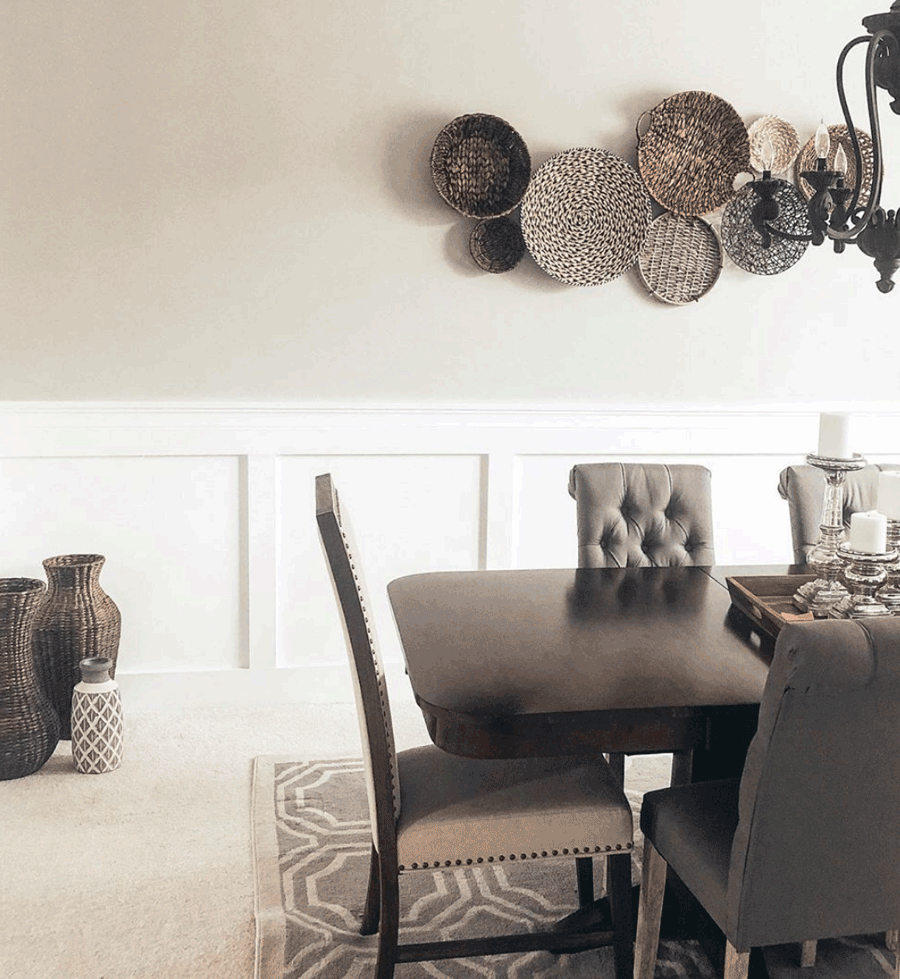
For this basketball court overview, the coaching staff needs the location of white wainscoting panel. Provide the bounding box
[1,403,898,709]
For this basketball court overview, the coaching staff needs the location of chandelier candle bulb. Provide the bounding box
[849,510,888,553]
[815,121,831,160]
[817,412,852,459]
[878,471,900,520]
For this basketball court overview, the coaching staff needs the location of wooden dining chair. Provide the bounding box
[634,616,900,979]
[315,473,636,979]
[778,462,900,564]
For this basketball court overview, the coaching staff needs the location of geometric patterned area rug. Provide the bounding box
[250,755,719,979]
[251,757,897,979]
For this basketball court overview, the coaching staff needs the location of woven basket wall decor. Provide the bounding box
[747,115,800,174]
[794,124,874,205]
[469,216,526,273]
[519,148,651,286]
[637,91,751,216]
[638,213,722,304]
[720,182,809,275]
[431,114,531,219]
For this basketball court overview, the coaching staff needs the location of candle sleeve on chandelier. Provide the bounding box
[849,510,888,553]
[817,411,852,459]
[815,121,831,159]
[878,471,900,520]
[834,142,848,174]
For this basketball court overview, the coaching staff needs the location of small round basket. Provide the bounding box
[520,147,651,286]
[720,182,809,275]
[469,216,526,273]
[794,124,874,205]
[747,115,801,174]
[431,114,531,219]
[637,91,751,216]
[638,213,722,304]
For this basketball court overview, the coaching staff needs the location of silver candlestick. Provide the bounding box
[876,518,900,613]
[793,453,868,617]
[829,543,898,618]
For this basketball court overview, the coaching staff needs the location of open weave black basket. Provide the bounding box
[431,114,531,219]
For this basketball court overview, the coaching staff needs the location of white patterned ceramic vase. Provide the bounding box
[71,657,124,774]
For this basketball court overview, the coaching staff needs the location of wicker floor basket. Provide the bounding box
[32,555,121,741]
[0,578,60,780]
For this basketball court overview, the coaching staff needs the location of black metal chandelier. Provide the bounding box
[749,1,900,293]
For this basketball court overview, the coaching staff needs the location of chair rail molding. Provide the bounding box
[2,401,899,708]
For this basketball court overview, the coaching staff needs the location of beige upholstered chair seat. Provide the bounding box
[396,745,633,870]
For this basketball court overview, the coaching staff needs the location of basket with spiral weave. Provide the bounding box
[431,114,531,219]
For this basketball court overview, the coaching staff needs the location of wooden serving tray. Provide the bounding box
[726,574,816,638]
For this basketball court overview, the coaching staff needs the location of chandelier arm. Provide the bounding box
[827,29,889,241]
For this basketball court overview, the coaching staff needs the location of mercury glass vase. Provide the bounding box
[0,578,61,780]
[71,657,124,774]
[32,554,121,740]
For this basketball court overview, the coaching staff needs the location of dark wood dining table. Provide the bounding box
[388,564,797,781]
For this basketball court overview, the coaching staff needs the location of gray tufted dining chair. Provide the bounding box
[316,473,636,979]
[634,616,900,979]
[778,463,900,564]
[568,463,715,568]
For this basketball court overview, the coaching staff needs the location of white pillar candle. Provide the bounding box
[849,510,888,553]
[878,471,900,520]
[817,412,852,459]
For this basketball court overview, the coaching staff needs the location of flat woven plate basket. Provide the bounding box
[431,113,531,219]
[520,147,651,286]
[794,124,874,205]
[638,213,722,304]
[637,91,751,216]
[720,182,809,275]
[747,115,800,174]
[469,216,526,273]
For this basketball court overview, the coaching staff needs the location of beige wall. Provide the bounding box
[3,0,898,404]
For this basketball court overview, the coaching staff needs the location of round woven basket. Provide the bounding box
[431,114,531,219]
[638,213,722,304]
[794,124,874,205]
[720,183,809,275]
[520,147,651,286]
[637,91,751,216]
[747,115,800,174]
[469,216,526,273]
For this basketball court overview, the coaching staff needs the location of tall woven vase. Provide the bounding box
[71,657,124,774]
[0,578,61,780]
[33,555,121,741]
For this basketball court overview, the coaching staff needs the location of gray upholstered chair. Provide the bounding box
[634,617,900,979]
[778,463,900,564]
[315,473,635,979]
[568,463,715,568]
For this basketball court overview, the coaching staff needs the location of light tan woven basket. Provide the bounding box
[520,147,651,286]
[747,115,800,174]
[794,124,874,205]
[431,114,531,219]
[638,213,722,304]
[637,91,751,216]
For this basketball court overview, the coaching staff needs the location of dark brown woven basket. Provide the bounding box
[720,183,809,275]
[32,554,121,741]
[638,213,722,304]
[469,216,526,273]
[0,578,60,780]
[794,124,874,205]
[431,114,531,219]
[637,91,751,216]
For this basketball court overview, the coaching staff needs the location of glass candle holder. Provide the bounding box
[829,543,897,618]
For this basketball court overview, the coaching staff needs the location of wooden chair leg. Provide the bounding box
[608,751,626,785]
[670,749,693,785]
[607,851,634,979]
[634,837,668,979]
[374,863,400,979]
[800,940,817,967]
[887,930,900,979]
[575,856,594,909]
[361,843,380,935]
[724,941,751,979]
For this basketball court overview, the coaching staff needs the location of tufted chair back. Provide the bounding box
[569,463,715,568]
[778,463,900,564]
[727,616,900,948]
[315,474,401,855]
